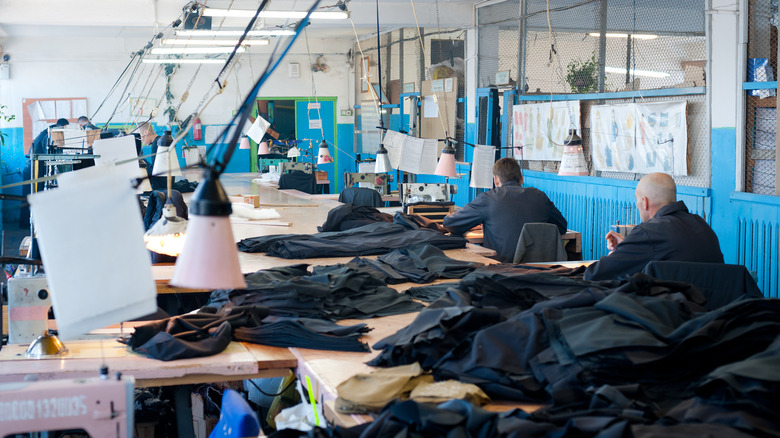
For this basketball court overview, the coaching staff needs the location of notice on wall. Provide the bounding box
[423,96,439,118]
[512,101,581,161]
[590,100,688,175]
[470,145,496,189]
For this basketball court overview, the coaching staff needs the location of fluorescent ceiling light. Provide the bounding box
[162,38,270,46]
[203,9,349,20]
[142,58,226,64]
[176,29,296,37]
[604,66,670,78]
[151,47,245,54]
[587,33,658,40]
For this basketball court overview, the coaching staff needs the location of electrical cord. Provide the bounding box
[247,375,297,398]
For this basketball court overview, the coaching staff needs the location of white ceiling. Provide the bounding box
[0,0,478,41]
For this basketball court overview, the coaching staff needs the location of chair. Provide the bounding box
[338,186,383,207]
[642,261,764,310]
[209,389,261,438]
[279,170,317,194]
[513,222,566,264]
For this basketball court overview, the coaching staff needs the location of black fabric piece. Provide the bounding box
[317,204,393,232]
[357,399,499,438]
[442,181,567,263]
[233,316,370,352]
[393,211,449,234]
[171,179,198,193]
[404,283,454,303]
[217,264,422,320]
[642,260,765,309]
[584,201,724,281]
[239,222,468,259]
[279,170,317,194]
[338,187,383,207]
[143,190,188,230]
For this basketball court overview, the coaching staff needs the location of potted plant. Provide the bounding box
[566,54,600,93]
[0,104,15,146]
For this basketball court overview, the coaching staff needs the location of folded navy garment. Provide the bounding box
[233,316,370,352]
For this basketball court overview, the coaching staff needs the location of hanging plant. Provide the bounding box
[0,105,16,147]
[566,54,600,94]
[164,63,177,125]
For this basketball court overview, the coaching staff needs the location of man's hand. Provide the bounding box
[606,230,624,252]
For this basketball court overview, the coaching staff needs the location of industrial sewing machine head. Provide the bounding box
[344,172,394,195]
[7,275,51,345]
[0,371,135,437]
[279,161,313,174]
[400,183,457,204]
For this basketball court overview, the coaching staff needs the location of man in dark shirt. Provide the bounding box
[138,122,161,171]
[442,157,567,262]
[584,172,724,280]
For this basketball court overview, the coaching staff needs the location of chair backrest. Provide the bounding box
[513,222,566,264]
[338,186,383,207]
[642,261,764,310]
[279,170,317,194]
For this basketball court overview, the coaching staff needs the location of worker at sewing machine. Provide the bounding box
[442,157,567,262]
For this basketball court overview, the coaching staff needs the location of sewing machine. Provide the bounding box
[344,172,394,195]
[279,161,313,174]
[400,183,457,204]
[7,275,51,344]
[0,372,135,437]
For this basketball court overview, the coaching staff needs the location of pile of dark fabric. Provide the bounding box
[312,243,484,284]
[126,305,371,361]
[317,204,448,233]
[361,269,780,437]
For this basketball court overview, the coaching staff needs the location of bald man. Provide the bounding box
[583,172,723,281]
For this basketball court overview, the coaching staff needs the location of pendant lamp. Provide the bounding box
[434,139,457,178]
[151,131,183,177]
[239,136,251,149]
[257,141,271,155]
[375,144,392,173]
[317,139,333,164]
[558,129,588,176]
[287,145,301,158]
[145,130,188,256]
[170,168,247,289]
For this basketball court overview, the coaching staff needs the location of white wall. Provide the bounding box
[0,33,356,131]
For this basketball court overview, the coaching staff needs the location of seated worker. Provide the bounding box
[442,157,567,262]
[77,115,98,130]
[584,172,724,281]
[138,122,161,170]
[20,118,69,226]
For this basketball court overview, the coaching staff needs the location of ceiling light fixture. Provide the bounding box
[151,47,246,55]
[176,29,296,37]
[203,9,349,20]
[604,66,670,78]
[587,33,658,40]
[162,39,270,46]
[142,58,227,64]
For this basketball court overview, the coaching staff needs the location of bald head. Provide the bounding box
[635,172,676,222]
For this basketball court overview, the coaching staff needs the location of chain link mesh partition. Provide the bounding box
[479,0,708,187]
[745,0,778,195]
[354,27,466,160]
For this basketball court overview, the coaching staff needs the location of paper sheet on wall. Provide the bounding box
[55,100,71,120]
[204,125,220,144]
[72,99,87,118]
[92,136,142,184]
[28,168,157,340]
[246,115,271,143]
[28,101,44,122]
[40,101,56,119]
[309,118,322,130]
[423,96,439,118]
[382,130,404,169]
[470,145,496,188]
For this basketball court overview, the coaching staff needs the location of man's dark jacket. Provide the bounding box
[442,180,567,262]
[584,201,724,280]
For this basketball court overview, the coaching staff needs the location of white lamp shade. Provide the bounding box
[170,215,247,289]
[239,137,251,149]
[558,146,589,176]
[317,143,333,164]
[257,141,271,155]
[144,204,188,257]
[434,151,457,178]
[152,145,183,177]
[287,146,301,158]
[375,150,392,173]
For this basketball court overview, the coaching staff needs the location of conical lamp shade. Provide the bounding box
[375,145,392,173]
[434,146,457,178]
[558,129,588,176]
[287,146,301,158]
[257,141,271,155]
[239,137,251,150]
[317,140,333,164]
[152,145,183,176]
[170,172,246,289]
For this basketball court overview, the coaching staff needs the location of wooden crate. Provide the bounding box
[406,204,455,224]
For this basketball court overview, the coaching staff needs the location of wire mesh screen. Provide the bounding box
[354,27,466,159]
[478,0,708,187]
[745,0,778,195]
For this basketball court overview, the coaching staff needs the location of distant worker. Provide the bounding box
[442,157,567,262]
[584,172,724,281]
[78,115,98,130]
[138,122,161,170]
[20,118,69,226]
